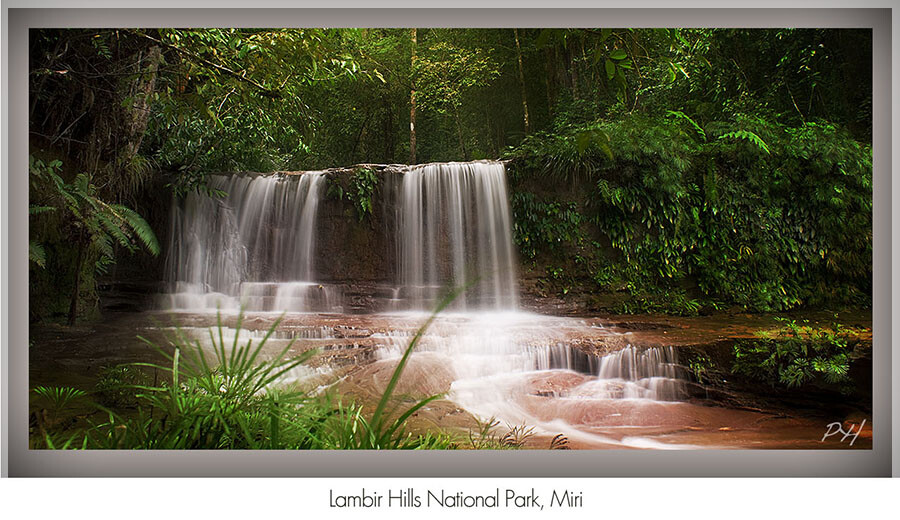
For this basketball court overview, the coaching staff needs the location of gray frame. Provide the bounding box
[3,7,892,477]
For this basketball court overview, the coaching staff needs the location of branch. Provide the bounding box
[127,30,282,99]
[352,44,414,90]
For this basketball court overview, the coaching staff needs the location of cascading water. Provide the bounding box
[159,160,691,447]
[381,160,689,446]
[162,172,342,313]
[397,161,518,311]
[376,314,687,438]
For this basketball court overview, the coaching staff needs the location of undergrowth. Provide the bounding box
[731,317,863,393]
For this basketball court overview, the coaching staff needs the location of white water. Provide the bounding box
[162,172,343,313]
[386,161,689,446]
[398,161,518,311]
[374,312,687,446]
[160,161,691,447]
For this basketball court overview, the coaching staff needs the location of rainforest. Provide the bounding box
[28,28,872,450]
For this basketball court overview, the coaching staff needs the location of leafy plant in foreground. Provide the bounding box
[34,288,469,450]
[94,364,154,408]
[32,386,88,423]
[29,155,160,324]
[731,317,861,393]
[91,313,321,449]
[30,385,90,444]
[346,284,467,449]
[467,416,566,450]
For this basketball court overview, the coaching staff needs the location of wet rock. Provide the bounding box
[527,371,590,396]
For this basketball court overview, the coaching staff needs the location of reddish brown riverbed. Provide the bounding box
[28,309,872,450]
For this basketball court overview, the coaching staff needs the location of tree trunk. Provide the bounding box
[579,35,587,99]
[119,45,161,169]
[544,47,555,120]
[409,28,417,164]
[383,94,395,163]
[67,235,86,326]
[567,46,579,99]
[513,29,531,135]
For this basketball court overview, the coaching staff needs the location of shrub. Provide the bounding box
[731,317,861,393]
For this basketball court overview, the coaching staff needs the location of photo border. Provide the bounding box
[3,6,893,477]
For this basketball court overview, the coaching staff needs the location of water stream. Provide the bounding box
[398,161,518,310]
[162,172,342,312]
[161,161,692,448]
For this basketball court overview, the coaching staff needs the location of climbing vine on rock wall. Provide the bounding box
[511,192,586,261]
[348,168,379,222]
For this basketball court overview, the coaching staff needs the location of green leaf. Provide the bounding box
[718,130,771,154]
[605,59,615,80]
[116,205,161,256]
[609,49,627,60]
[29,240,47,268]
[666,110,707,141]
[29,205,55,215]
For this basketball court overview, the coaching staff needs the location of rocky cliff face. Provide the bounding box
[105,163,588,315]
[312,165,403,312]
[314,165,402,283]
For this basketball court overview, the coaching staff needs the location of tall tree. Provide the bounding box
[409,28,418,164]
[514,29,531,135]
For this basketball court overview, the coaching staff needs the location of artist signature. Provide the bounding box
[821,419,866,446]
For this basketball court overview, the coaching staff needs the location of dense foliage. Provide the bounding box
[29,27,872,320]
[508,115,871,312]
[503,29,872,313]
[29,156,159,323]
[732,318,863,393]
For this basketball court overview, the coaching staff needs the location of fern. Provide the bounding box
[33,386,87,411]
[666,110,706,141]
[732,319,859,392]
[95,210,133,251]
[718,129,770,154]
[117,205,160,255]
[33,160,161,260]
[29,205,55,215]
[93,233,116,260]
[574,127,614,159]
[29,240,47,268]
[30,155,161,323]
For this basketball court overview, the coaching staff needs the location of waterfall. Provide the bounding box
[162,172,341,312]
[377,314,686,404]
[397,161,519,311]
[159,160,690,443]
[573,346,685,401]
